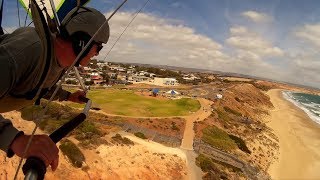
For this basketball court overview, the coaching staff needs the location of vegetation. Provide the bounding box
[202,126,237,151]
[112,134,134,145]
[247,81,273,91]
[196,154,226,180]
[20,103,77,133]
[134,132,147,139]
[223,106,242,117]
[229,135,251,154]
[196,154,218,172]
[74,121,106,148]
[65,89,200,117]
[216,109,232,122]
[171,122,180,131]
[59,139,85,168]
[21,102,107,148]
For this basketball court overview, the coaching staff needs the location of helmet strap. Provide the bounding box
[70,31,94,67]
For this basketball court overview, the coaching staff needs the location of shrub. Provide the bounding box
[216,109,231,122]
[223,106,242,116]
[77,121,100,135]
[202,126,237,151]
[229,135,251,154]
[59,139,85,168]
[134,132,147,139]
[196,154,223,180]
[171,122,180,131]
[196,154,216,172]
[112,134,134,145]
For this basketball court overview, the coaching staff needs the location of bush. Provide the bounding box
[66,79,77,84]
[216,109,231,122]
[223,106,242,116]
[196,154,216,172]
[59,139,85,168]
[134,132,147,139]
[112,134,134,145]
[202,126,237,151]
[229,135,251,154]
[196,154,223,180]
[77,121,100,135]
[171,122,180,131]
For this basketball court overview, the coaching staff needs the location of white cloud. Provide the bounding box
[94,11,319,88]
[222,26,287,80]
[295,24,320,48]
[226,26,284,57]
[241,11,271,23]
[98,12,229,70]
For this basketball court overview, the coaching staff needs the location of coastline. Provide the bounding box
[266,89,320,179]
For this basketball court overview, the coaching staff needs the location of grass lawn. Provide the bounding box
[65,88,200,117]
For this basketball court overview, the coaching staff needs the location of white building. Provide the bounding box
[154,77,178,86]
[129,75,150,82]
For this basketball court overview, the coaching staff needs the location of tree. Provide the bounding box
[85,80,94,85]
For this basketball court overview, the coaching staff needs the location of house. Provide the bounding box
[90,72,104,84]
[154,77,178,86]
[107,72,117,79]
[127,69,134,74]
[138,71,148,76]
[117,74,128,81]
[183,74,200,81]
[97,62,108,68]
[130,75,149,82]
[149,73,156,78]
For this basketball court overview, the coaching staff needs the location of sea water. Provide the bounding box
[282,91,320,125]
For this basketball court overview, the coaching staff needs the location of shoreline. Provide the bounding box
[282,90,320,125]
[266,89,320,179]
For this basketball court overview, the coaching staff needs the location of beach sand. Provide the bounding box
[266,89,320,179]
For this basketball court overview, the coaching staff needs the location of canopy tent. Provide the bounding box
[166,90,180,95]
[20,0,90,20]
[152,88,159,94]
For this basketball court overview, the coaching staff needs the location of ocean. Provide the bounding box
[282,91,320,125]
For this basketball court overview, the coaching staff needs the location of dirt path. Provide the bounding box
[180,98,213,150]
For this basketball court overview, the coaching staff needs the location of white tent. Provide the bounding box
[166,90,180,95]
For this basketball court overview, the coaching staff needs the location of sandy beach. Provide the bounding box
[266,89,320,179]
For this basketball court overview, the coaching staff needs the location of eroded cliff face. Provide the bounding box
[194,83,279,176]
[216,83,273,121]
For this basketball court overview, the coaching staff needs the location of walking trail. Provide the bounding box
[180,98,213,150]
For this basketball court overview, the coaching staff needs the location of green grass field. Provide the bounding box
[65,88,200,117]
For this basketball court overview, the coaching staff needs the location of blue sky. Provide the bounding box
[2,0,320,88]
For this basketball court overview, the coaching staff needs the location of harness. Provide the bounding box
[0,0,3,35]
